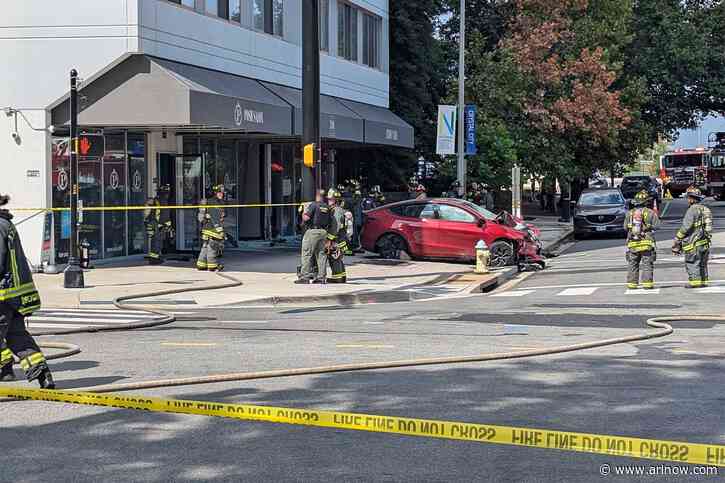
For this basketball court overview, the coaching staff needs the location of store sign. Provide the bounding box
[27,169,40,178]
[109,169,120,190]
[436,105,457,155]
[464,105,477,155]
[132,170,142,192]
[386,129,399,142]
[57,168,69,191]
[234,101,264,126]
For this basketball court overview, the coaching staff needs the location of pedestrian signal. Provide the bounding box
[303,144,316,168]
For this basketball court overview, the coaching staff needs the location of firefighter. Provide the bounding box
[143,196,163,265]
[296,189,332,284]
[624,190,661,289]
[157,184,175,254]
[350,184,364,253]
[326,189,349,283]
[0,194,55,388]
[196,185,225,272]
[672,186,713,288]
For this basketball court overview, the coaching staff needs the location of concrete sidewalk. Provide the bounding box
[34,218,571,310]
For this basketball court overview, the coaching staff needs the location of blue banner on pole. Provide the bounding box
[464,105,477,155]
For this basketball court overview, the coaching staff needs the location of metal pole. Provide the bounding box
[64,69,85,288]
[457,0,466,197]
[302,0,321,199]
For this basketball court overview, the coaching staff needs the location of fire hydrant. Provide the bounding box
[475,240,490,274]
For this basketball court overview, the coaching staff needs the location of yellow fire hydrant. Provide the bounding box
[475,240,490,274]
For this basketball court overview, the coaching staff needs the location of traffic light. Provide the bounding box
[303,143,316,168]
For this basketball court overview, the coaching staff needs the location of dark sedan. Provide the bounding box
[573,189,628,239]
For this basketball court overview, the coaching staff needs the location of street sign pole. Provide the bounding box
[457,0,466,197]
[64,69,85,288]
[302,0,321,199]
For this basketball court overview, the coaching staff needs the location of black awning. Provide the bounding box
[260,82,364,143]
[337,99,414,149]
[51,55,293,135]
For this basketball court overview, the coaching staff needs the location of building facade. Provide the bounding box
[1,0,412,265]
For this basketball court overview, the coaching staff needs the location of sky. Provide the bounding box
[670,115,724,149]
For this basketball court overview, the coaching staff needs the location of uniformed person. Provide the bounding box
[350,184,364,253]
[672,187,713,288]
[144,196,163,265]
[196,185,226,272]
[326,189,349,283]
[296,190,332,284]
[157,184,175,254]
[624,190,660,289]
[0,193,55,388]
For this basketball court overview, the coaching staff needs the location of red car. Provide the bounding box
[361,198,544,268]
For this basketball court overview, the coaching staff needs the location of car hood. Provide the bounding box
[577,205,625,216]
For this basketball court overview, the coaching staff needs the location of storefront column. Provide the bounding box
[329,149,336,188]
[264,144,272,240]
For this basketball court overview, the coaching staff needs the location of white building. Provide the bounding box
[1,0,412,265]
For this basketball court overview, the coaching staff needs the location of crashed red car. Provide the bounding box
[361,198,544,268]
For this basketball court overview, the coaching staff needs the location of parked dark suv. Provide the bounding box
[620,175,661,205]
[573,188,628,239]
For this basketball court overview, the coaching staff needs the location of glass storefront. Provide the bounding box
[51,132,148,262]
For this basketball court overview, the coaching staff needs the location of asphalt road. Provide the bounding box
[2,198,725,482]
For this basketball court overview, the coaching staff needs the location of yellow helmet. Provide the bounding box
[686,186,705,200]
[633,190,650,206]
[327,188,341,200]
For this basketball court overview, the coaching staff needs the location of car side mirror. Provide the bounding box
[477,218,485,228]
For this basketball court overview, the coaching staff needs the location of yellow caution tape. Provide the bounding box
[2,387,725,467]
[9,202,305,213]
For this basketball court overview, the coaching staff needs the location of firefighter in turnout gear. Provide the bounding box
[327,189,349,283]
[144,197,164,265]
[196,185,226,272]
[0,194,55,388]
[296,190,332,284]
[672,187,713,288]
[624,190,661,289]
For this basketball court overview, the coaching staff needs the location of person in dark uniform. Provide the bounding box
[144,196,163,265]
[361,188,378,212]
[196,185,226,272]
[624,190,660,289]
[673,187,713,288]
[157,184,174,255]
[0,193,55,388]
[296,190,332,284]
[350,184,364,253]
[327,189,349,283]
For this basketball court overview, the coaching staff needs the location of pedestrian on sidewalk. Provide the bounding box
[672,187,713,288]
[296,190,331,284]
[0,193,55,388]
[624,190,660,289]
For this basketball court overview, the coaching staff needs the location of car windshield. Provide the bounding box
[579,192,624,205]
[458,200,497,220]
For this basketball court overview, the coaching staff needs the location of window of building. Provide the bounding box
[168,0,196,8]
[362,13,381,68]
[319,0,329,51]
[228,0,241,22]
[205,0,219,16]
[338,2,358,61]
[253,0,283,36]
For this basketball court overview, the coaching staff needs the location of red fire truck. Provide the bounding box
[707,132,725,200]
[660,148,710,198]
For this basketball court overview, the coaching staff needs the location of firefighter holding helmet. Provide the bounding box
[0,193,55,388]
[672,187,713,288]
[624,190,660,289]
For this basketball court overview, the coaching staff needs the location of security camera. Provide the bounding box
[48,125,56,135]
[3,107,14,117]
[11,132,20,144]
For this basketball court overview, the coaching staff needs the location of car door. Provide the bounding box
[435,204,481,258]
[389,203,440,257]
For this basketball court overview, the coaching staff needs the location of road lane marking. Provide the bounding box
[556,287,598,297]
[625,289,662,295]
[491,290,535,298]
[691,287,725,293]
[3,387,725,467]
[336,344,395,349]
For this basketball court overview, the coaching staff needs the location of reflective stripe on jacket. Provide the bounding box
[624,208,660,252]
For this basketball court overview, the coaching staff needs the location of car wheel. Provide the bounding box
[377,233,409,260]
[490,240,515,267]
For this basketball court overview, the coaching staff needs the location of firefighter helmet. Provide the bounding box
[0,194,9,206]
[686,186,706,201]
[328,188,342,200]
[213,184,225,194]
[633,190,650,207]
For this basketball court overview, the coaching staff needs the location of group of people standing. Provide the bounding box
[625,186,713,289]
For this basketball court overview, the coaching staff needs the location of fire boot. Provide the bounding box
[0,364,16,382]
[37,368,55,389]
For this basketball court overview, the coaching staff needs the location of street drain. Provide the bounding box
[533,303,681,310]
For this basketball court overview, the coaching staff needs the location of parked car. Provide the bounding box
[360,198,544,268]
[619,175,661,204]
[573,188,628,239]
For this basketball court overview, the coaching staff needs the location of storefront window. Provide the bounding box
[271,144,296,237]
[78,152,103,260]
[217,140,239,240]
[127,134,147,255]
[51,138,71,262]
[103,134,127,259]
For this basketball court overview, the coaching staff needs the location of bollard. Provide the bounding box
[475,240,490,274]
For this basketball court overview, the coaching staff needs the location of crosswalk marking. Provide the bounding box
[691,286,725,293]
[556,287,598,297]
[491,290,535,298]
[26,308,163,331]
[625,288,661,295]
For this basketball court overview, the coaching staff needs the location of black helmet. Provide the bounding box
[0,194,9,207]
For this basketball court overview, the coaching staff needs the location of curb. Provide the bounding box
[541,228,574,257]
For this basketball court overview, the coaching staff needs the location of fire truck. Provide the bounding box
[660,148,710,198]
[707,132,725,200]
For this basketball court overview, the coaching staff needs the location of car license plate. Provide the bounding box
[595,226,606,232]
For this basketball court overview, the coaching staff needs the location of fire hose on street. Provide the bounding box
[23,273,725,394]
